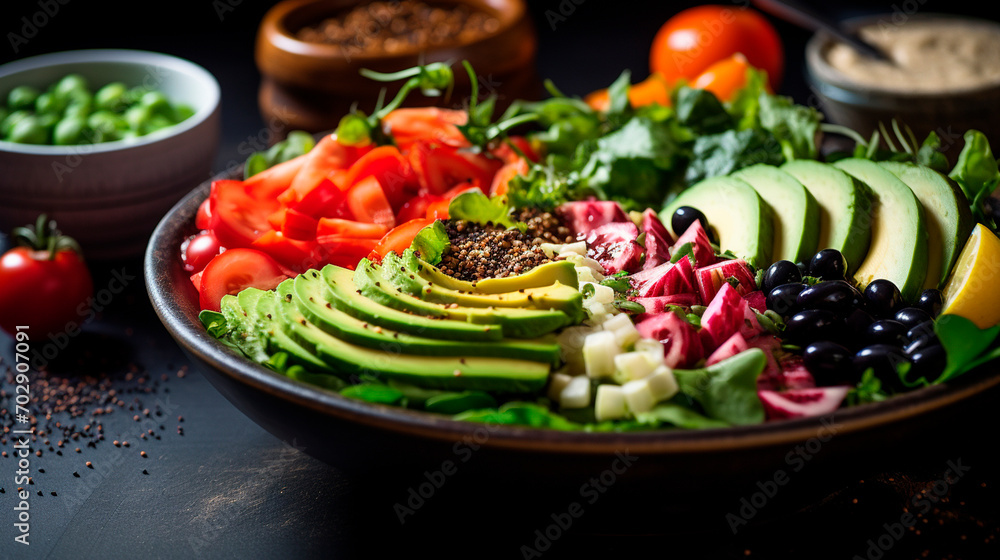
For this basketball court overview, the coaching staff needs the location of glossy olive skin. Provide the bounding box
[671,206,710,238]
[915,289,944,318]
[808,249,848,281]
[784,309,844,345]
[761,260,802,295]
[854,344,910,390]
[842,308,875,349]
[906,344,947,382]
[796,280,862,315]
[803,341,856,386]
[894,307,933,330]
[866,320,909,347]
[906,320,937,343]
[863,279,903,319]
[766,282,806,318]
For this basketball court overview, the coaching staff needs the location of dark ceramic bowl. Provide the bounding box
[145,172,1000,522]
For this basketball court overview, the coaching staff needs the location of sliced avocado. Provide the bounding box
[780,160,874,272]
[879,161,975,289]
[269,280,551,392]
[660,176,774,267]
[322,265,502,342]
[387,252,584,322]
[417,258,580,293]
[247,287,334,374]
[832,158,928,301]
[732,164,820,264]
[291,271,562,365]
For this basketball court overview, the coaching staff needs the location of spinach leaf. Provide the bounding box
[949,130,1000,226]
[409,220,449,265]
[933,314,1000,383]
[757,92,822,161]
[447,191,524,230]
[674,86,733,135]
[199,310,230,339]
[633,400,730,429]
[672,349,767,425]
[684,128,784,185]
[341,383,405,405]
[454,402,581,430]
[916,131,950,173]
[846,369,889,406]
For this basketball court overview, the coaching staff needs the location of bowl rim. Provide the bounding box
[806,12,1000,99]
[260,0,527,63]
[0,48,221,155]
[145,171,1000,456]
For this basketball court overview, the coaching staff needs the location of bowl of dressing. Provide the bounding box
[806,13,1000,156]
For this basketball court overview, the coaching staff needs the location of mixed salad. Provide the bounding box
[184,50,1000,431]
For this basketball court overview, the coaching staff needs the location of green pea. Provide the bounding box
[36,112,59,130]
[35,91,68,115]
[8,115,48,144]
[1,110,32,138]
[63,87,92,108]
[63,99,92,120]
[119,130,141,141]
[87,110,128,141]
[7,86,40,112]
[95,82,129,112]
[173,104,195,123]
[124,104,152,132]
[53,74,89,99]
[139,91,175,119]
[125,85,151,105]
[145,115,174,134]
[53,116,88,145]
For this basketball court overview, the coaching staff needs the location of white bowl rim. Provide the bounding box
[0,48,220,155]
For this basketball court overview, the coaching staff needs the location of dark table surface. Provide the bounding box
[2,1,1000,558]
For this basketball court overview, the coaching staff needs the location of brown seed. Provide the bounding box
[86,462,93,469]
[140,451,148,458]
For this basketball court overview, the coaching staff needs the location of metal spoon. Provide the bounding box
[751,0,894,63]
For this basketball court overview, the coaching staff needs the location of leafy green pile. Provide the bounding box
[502,69,822,212]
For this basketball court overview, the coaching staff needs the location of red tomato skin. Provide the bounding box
[198,248,288,312]
[196,198,213,229]
[0,248,93,336]
[182,232,223,273]
[649,6,783,91]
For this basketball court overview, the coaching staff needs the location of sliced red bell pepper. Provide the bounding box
[342,145,418,210]
[347,176,396,230]
[315,235,381,269]
[370,218,435,262]
[316,218,389,239]
[381,107,469,150]
[281,208,320,241]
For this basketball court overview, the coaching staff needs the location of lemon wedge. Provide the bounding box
[941,224,1000,328]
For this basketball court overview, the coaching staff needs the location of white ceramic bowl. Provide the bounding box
[0,49,221,259]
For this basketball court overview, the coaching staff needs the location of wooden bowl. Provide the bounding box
[254,0,540,136]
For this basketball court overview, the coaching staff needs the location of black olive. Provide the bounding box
[915,289,944,318]
[894,307,933,330]
[784,309,845,345]
[904,335,940,356]
[761,260,802,294]
[906,344,947,383]
[671,206,711,239]
[866,320,909,347]
[796,280,862,314]
[808,249,848,281]
[863,279,903,319]
[854,344,910,390]
[842,308,875,349]
[766,282,806,318]
[803,341,856,386]
[906,320,936,343]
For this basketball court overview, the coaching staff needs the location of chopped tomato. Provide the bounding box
[199,248,288,312]
[381,108,469,150]
[280,208,320,241]
[342,145,417,210]
[289,177,351,220]
[190,270,203,292]
[280,135,368,205]
[316,218,389,239]
[395,193,443,224]
[491,136,539,164]
[426,198,451,220]
[370,218,435,262]
[196,198,213,229]
[347,176,396,229]
[251,230,327,272]
[408,142,501,195]
[489,159,530,197]
[209,179,281,249]
[315,235,381,269]
[244,152,308,191]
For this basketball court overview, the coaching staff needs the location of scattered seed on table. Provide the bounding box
[142,469,148,475]
[73,472,79,478]
[50,491,57,496]
[86,462,93,469]
[140,451,147,458]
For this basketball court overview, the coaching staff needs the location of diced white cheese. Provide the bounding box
[585,301,611,325]
[558,241,587,256]
[613,350,661,383]
[560,376,592,409]
[556,326,596,375]
[602,313,640,348]
[588,283,616,305]
[595,384,627,421]
[583,330,618,378]
[646,365,679,402]
[634,338,665,359]
[622,378,656,414]
[547,372,573,401]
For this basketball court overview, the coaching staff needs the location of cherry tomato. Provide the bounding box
[649,5,783,91]
[199,248,289,312]
[690,53,764,101]
[195,198,213,229]
[181,231,223,273]
[0,219,93,336]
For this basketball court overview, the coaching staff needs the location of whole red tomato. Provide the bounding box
[650,5,784,92]
[0,217,93,337]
